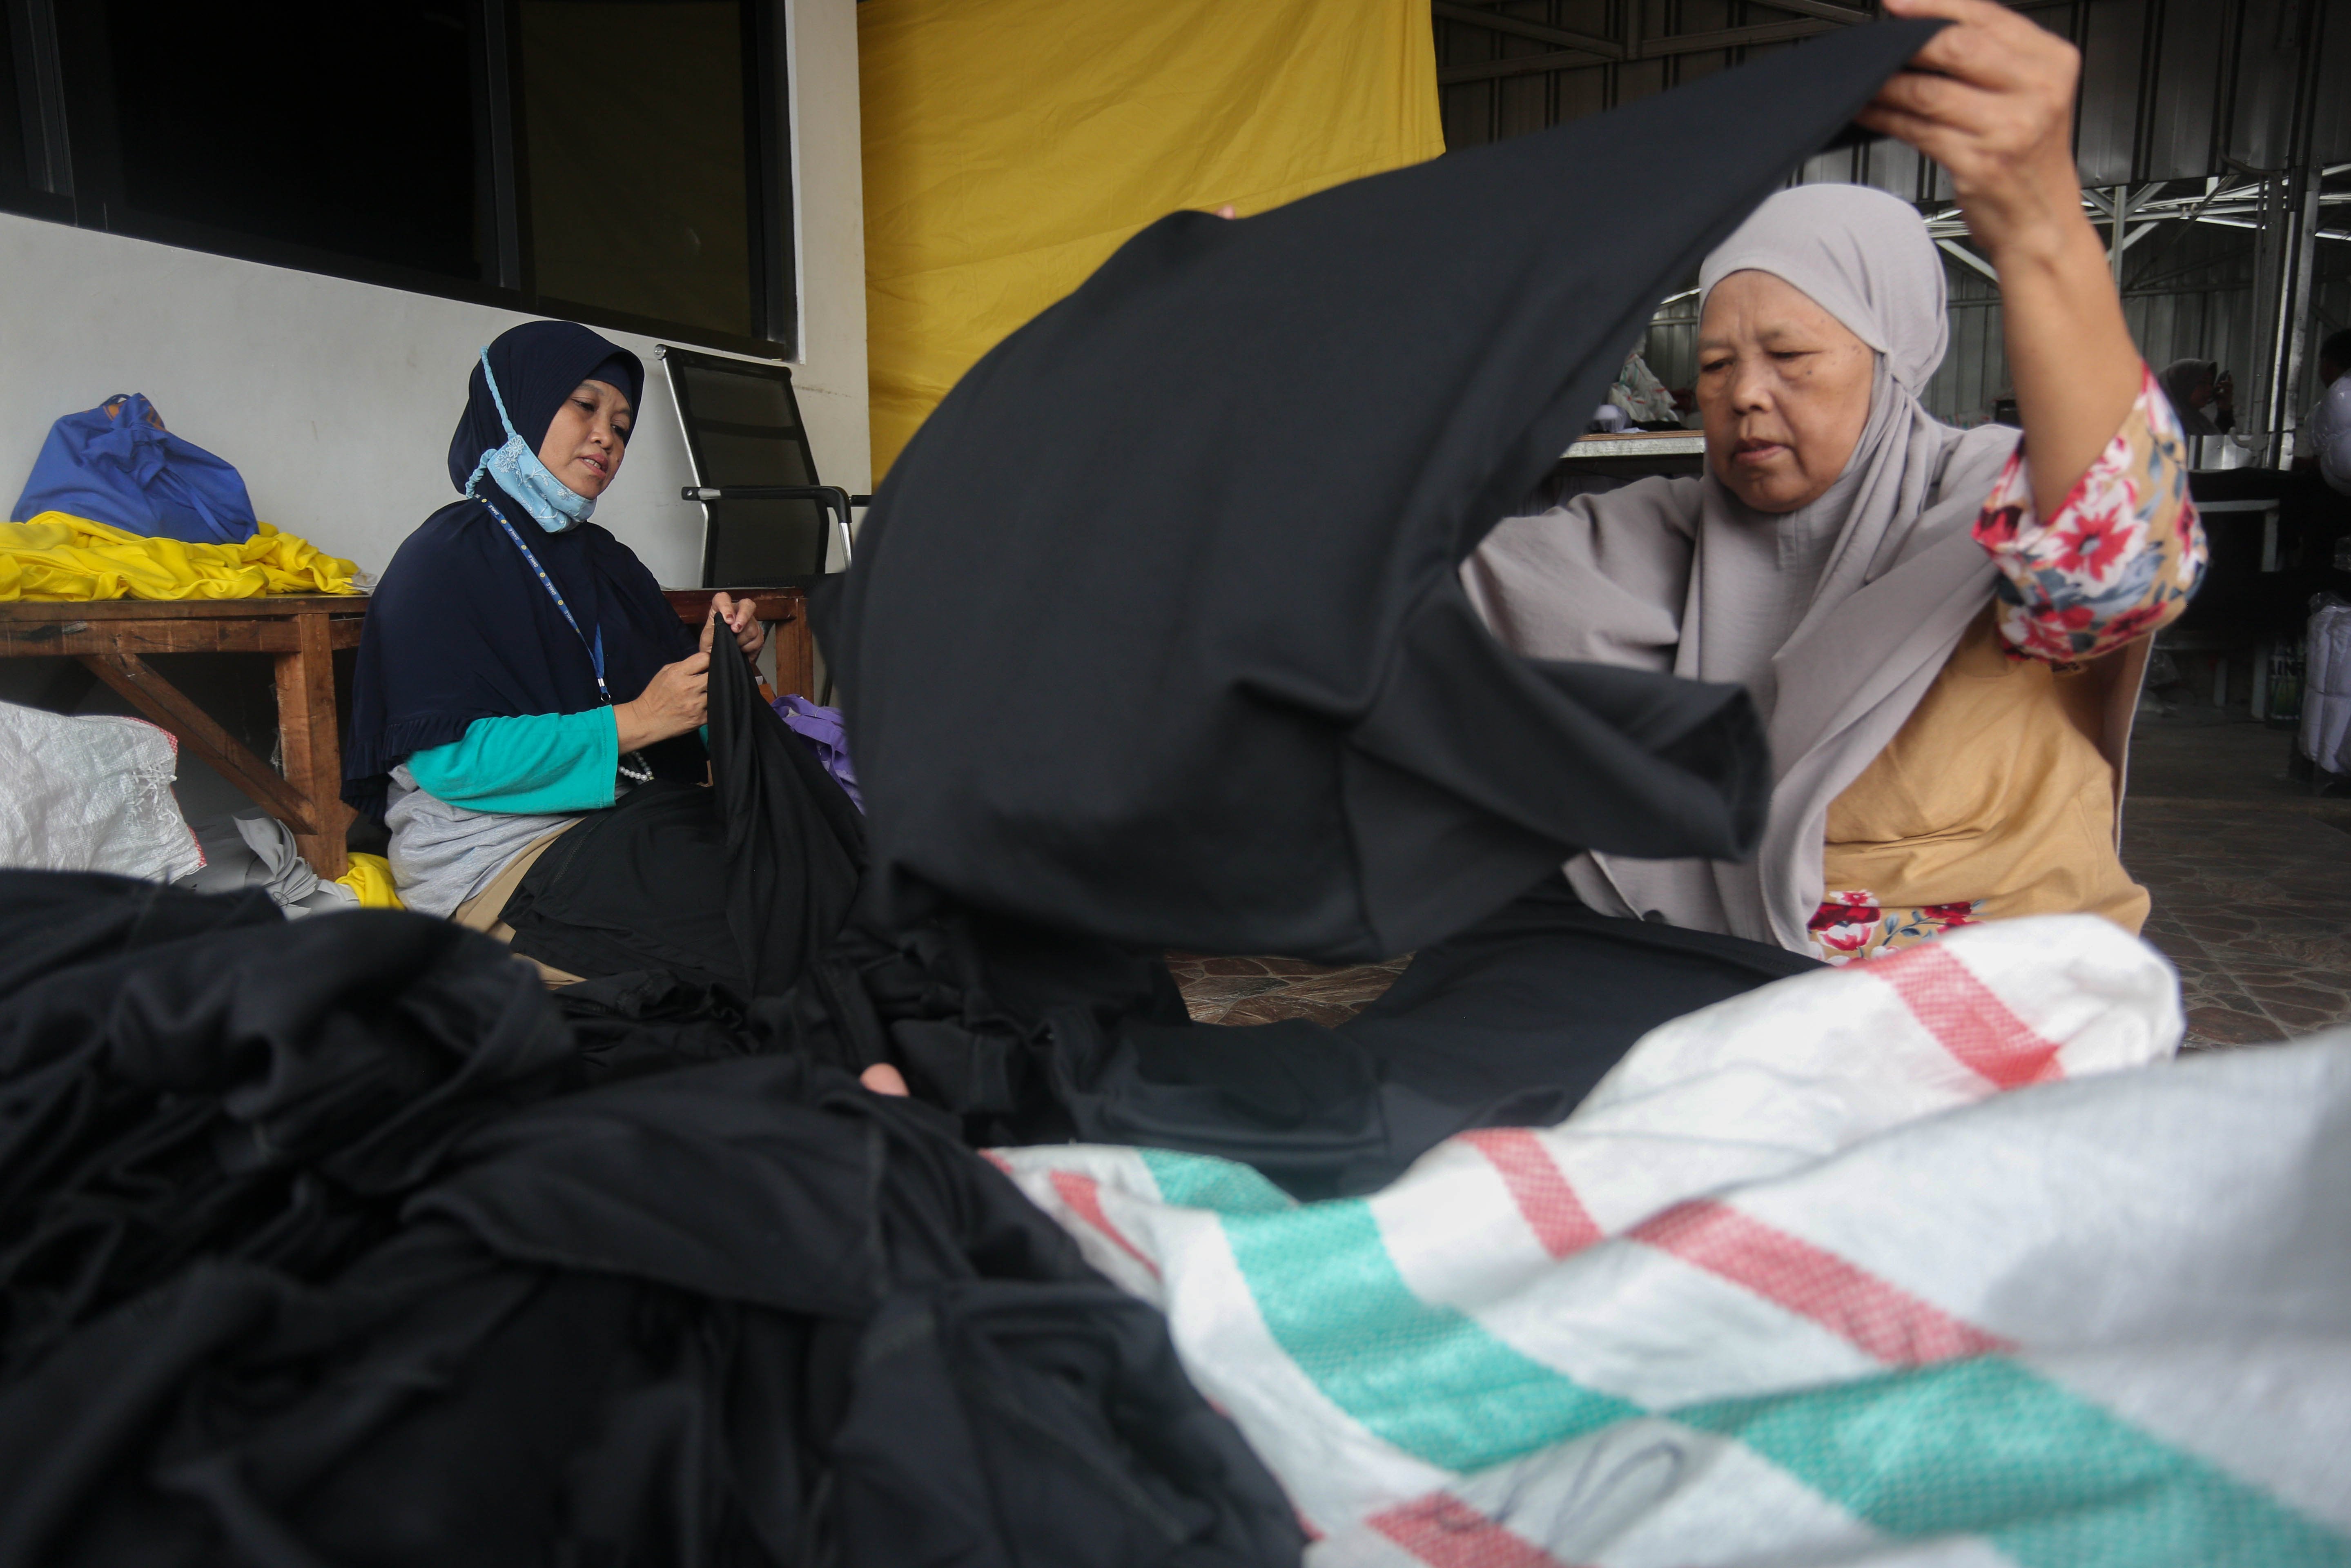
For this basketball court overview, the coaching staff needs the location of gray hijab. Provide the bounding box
[1464,184,2020,951]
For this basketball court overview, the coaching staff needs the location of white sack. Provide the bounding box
[995,917,2351,1564]
[0,700,203,883]
[2302,596,2351,773]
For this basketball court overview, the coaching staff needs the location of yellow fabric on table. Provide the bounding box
[334,853,403,909]
[0,513,361,601]
[858,0,1444,478]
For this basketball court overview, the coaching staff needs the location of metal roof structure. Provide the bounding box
[1437,0,2351,459]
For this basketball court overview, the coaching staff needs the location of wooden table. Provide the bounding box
[0,586,816,882]
[0,595,365,876]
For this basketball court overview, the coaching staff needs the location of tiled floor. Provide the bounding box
[2124,707,2351,1049]
[2125,801,2351,1047]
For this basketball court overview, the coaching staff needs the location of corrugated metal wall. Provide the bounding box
[1439,2,2351,173]
[1436,0,2351,439]
[1912,218,2269,429]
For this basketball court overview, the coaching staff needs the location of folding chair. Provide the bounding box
[658,345,870,587]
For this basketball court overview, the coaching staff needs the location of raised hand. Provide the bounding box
[1858,0,2084,269]
[1861,0,2139,517]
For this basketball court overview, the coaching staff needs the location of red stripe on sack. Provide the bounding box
[1048,1169,1161,1278]
[1631,1199,2012,1365]
[1860,941,2063,1088]
[978,1149,1015,1174]
[1458,1129,1603,1258]
[1369,1492,1584,1568]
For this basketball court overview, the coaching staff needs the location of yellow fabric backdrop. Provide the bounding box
[858,0,1444,477]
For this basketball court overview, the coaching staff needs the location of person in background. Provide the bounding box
[2158,357,2235,439]
[2293,326,2351,471]
[2277,327,2351,594]
[344,321,774,985]
[2308,371,2351,499]
[1466,0,2206,966]
[2318,329,2351,396]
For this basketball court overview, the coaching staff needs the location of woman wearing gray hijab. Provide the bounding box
[1468,0,2205,964]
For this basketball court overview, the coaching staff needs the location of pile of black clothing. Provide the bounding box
[0,868,1805,1564]
[0,871,1300,1567]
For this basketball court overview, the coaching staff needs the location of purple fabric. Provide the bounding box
[773,694,862,811]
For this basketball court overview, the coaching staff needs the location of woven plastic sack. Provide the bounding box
[2301,595,2351,773]
[0,700,203,882]
[995,917,2351,1564]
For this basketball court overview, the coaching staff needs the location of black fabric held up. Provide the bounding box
[0,873,1302,1568]
[830,20,1939,962]
[502,640,866,999]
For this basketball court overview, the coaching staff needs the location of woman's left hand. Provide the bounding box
[700,592,766,659]
[1856,0,2084,268]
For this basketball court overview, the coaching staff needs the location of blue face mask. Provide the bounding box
[463,348,599,533]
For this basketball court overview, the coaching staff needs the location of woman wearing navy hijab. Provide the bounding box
[345,320,764,975]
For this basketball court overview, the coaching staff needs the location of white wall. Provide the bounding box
[0,0,866,588]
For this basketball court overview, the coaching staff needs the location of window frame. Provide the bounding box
[0,0,796,360]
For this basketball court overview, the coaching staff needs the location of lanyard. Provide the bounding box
[484,499,615,706]
[484,498,655,784]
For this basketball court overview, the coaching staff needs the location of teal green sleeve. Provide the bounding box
[406,710,618,814]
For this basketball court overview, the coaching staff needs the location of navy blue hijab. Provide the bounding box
[344,321,702,819]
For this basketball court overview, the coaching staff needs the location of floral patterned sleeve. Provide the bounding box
[1970,364,2207,663]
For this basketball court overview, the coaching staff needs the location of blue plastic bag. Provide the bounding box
[10,393,259,543]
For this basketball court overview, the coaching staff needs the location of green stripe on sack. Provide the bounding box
[1679,1358,2351,1568]
[1137,1147,1298,1213]
[1134,1149,2350,1563]
[1140,1149,1634,1472]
